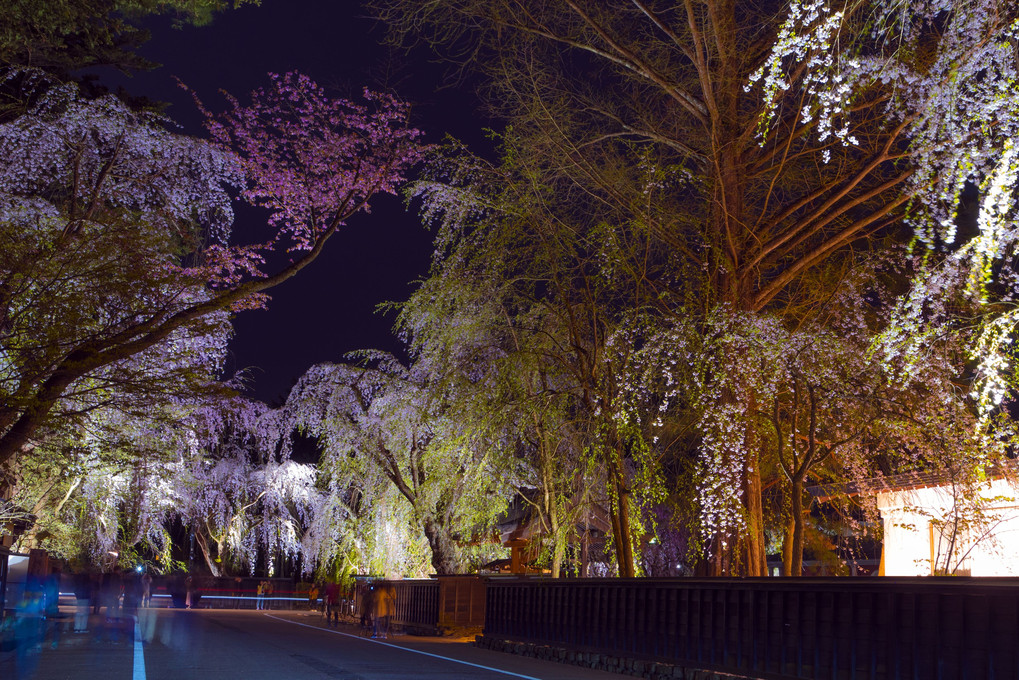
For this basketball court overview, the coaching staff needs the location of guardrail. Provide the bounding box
[482,576,1019,680]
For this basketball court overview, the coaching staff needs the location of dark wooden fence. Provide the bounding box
[388,580,440,633]
[483,577,1019,680]
[354,576,484,633]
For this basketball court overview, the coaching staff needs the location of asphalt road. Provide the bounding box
[2,608,625,680]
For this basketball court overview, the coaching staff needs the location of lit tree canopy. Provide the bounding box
[284,357,511,576]
[0,69,425,468]
[377,0,1019,574]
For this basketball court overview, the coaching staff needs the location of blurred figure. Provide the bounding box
[373,583,394,640]
[137,584,157,644]
[157,606,198,651]
[100,570,123,643]
[122,572,140,617]
[73,571,91,632]
[141,571,153,607]
[324,581,340,626]
[168,572,186,608]
[90,572,101,614]
[12,582,45,679]
[42,567,63,649]
[187,575,201,609]
[256,580,265,610]
[359,584,375,636]
[184,574,193,609]
[308,582,319,612]
[103,570,122,622]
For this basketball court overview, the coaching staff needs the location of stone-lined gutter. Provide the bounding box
[474,635,763,680]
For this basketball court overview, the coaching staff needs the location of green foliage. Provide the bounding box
[0,0,258,76]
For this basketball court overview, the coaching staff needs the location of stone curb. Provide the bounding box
[473,635,762,680]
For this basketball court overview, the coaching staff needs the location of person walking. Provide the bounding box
[99,570,123,642]
[141,571,153,607]
[73,571,91,632]
[373,583,395,640]
[263,579,273,611]
[12,579,45,678]
[308,582,320,612]
[256,580,265,610]
[324,581,340,627]
[43,567,63,649]
[122,572,141,616]
[90,572,101,615]
[359,584,375,636]
[103,570,122,622]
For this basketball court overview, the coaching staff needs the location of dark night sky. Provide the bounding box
[98,1,489,404]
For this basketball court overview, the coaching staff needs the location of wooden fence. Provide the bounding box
[388,579,440,633]
[482,577,1019,680]
[355,576,484,634]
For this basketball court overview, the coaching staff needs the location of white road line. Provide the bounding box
[133,616,146,680]
[263,614,543,680]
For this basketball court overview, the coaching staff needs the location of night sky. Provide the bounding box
[99,1,489,404]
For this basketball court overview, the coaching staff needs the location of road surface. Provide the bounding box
[1,608,625,680]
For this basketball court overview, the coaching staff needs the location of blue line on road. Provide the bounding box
[264,614,543,680]
[133,616,146,680]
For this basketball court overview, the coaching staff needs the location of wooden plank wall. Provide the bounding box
[483,577,1019,680]
[437,575,486,628]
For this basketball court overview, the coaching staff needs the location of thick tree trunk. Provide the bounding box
[610,454,636,578]
[422,516,459,575]
[541,452,567,577]
[550,511,566,578]
[742,454,767,576]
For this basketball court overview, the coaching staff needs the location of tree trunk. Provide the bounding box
[194,530,221,577]
[610,454,635,578]
[422,516,459,575]
[790,475,804,576]
[550,509,566,578]
[781,475,806,576]
[709,531,733,576]
[742,453,767,576]
[580,530,589,577]
[781,515,795,577]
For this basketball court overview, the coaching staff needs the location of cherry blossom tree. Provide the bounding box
[375,0,1019,574]
[9,396,205,566]
[284,357,510,576]
[403,141,671,577]
[171,397,321,576]
[0,69,424,470]
[10,392,327,576]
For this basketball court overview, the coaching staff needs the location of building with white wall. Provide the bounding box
[812,468,1019,576]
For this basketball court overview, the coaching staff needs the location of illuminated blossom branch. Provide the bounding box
[750,1,1019,437]
[283,358,508,576]
[0,71,425,467]
[188,72,424,253]
[47,394,323,574]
